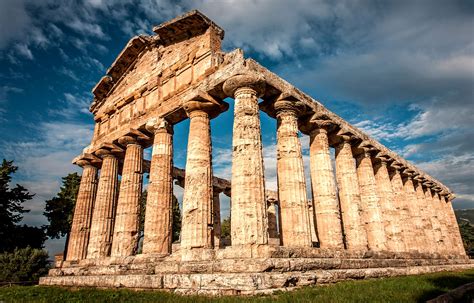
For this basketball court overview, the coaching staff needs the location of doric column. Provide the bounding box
[111,136,143,257]
[334,136,368,251]
[142,118,174,255]
[373,159,405,252]
[390,166,417,252]
[402,173,426,252]
[267,199,279,240]
[223,74,268,246]
[181,94,227,250]
[442,194,466,256]
[87,149,119,258]
[413,179,436,253]
[274,99,312,247]
[355,150,386,251]
[433,191,454,253]
[66,159,98,261]
[423,185,444,252]
[213,190,222,248]
[307,121,344,249]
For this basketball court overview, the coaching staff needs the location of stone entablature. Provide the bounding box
[41,10,469,295]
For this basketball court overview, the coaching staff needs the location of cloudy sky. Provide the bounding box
[1,0,473,255]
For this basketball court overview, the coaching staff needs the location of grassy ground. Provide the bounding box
[1,269,473,303]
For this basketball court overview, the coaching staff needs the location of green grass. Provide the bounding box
[1,269,474,303]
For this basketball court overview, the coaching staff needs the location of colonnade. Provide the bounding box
[66,74,465,261]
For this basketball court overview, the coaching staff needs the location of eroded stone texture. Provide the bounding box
[267,200,279,240]
[423,186,444,253]
[414,180,436,252]
[402,175,426,252]
[142,118,174,255]
[308,126,344,249]
[66,161,98,261]
[111,138,143,257]
[275,100,312,247]
[213,191,222,248]
[334,138,368,250]
[181,100,216,251]
[355,151,386,251]
[223,74,268,246]
[390,168,417,253]
[441,195,466,256]
[373,160,405,252]
[87,151,119,258]
[432,191,453,253]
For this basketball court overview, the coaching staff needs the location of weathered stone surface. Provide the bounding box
[111,138,143,257]
[373,160,405,252]
[308,125,344,249]
[47,10,467,296]
[335,138,368,250]
[142,118,174,254]
[181,98,220,253]
[66,161,98,261]
[87,151,119,258]
[224,75,268,246]
[355,151,386,251]
[275,99,312,247]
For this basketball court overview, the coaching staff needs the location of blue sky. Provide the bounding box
[1,0,473,255]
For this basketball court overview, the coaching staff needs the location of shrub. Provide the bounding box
[0,247,50,284]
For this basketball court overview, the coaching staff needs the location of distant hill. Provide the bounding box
[455,209,474,224]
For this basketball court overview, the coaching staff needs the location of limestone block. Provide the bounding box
[111,139,143,257]
[275,100,312,247]
[66,163,98,261]
[335,140,368,250]
[87,152,119,258]
[309,128,344,249]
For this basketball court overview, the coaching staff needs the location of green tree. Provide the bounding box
[458,219,474,256]
[0,247,50,284]
[43,173,81,239]
[0,159,44,252]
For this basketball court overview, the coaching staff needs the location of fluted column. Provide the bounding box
[267,199,279,240]
[335,137,368,250]
[111,137,143,257]
[402,174,426,252]
[87,150,119,258]
[223,75,268,246]
[423,186,444,252]
[213,190,222,248]
[274,99,312,247]
[66,160,98,261]
[442,194,466,256]
[433,191,454,253]
[355,151,386,251]
[181,96,226,250]
[373,159,405,252]
[413,179,436,253]
[390,167,417,252]
[142,118,174,255]
[308,123,344,249]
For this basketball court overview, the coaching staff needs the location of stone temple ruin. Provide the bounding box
[40,11,473,295]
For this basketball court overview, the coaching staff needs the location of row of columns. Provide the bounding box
[66,74,465,261]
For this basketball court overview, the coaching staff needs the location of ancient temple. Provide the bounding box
[40,11,472,295]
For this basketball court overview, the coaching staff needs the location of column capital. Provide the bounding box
[223,74,265,98]
[146,117,173,135]
[274,99,305,117]
[183,91,228,119]
[118,135,139,147]
[95,148,118,159]
[75,159,95,168]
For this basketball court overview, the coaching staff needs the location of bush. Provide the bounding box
[0,247,50,284]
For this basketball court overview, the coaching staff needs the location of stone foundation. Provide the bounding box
[40,247,473,295]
